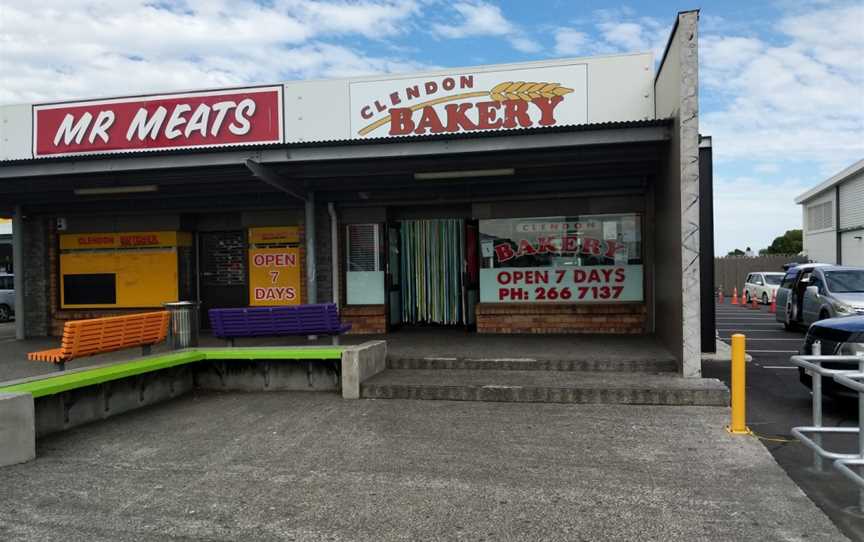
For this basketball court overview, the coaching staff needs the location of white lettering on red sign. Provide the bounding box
[34,87,283,157]
[480,265,643,303]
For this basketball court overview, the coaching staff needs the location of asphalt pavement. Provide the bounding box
[703,300,864,541]
[0,320,16,342]
[0,392,849,541]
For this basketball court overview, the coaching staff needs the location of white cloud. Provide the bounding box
[700,3,863,254]
[553,28,588,56]
[509,36,542,54]
[282,0,421,39]
[700,4,864,166]
[431,1,512,38]
[431,1,539,53]
[0,0,427,104]
[552,12,669,61]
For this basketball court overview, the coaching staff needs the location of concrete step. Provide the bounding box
[387,356,678,373]
[361,369,729,406]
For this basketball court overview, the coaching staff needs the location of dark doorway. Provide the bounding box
[386,222,402,330]
[198,231,247,328]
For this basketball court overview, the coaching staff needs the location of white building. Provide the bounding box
[796,159,864,267]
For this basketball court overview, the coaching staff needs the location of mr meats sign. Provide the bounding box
[33,86,283,157]
[349,64,587,138]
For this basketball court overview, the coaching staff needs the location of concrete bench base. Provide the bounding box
[341,340,387,399]
[0,342,386,467]
[0,392,35,467]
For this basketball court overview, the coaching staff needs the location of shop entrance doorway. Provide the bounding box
[198,231,247,328]
[388,218,478,329]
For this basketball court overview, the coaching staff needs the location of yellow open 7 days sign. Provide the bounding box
[248,247,301,306]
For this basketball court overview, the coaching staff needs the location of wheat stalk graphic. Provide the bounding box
[357,81,574,136]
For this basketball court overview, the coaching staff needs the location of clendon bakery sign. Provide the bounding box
[350,64,588,138]
[33,86,283,157]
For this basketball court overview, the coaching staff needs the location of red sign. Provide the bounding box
[33,86,283,157]
[493,235,626,264]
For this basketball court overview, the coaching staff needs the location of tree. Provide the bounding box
[727,248,745,256]
[761,229,803,255]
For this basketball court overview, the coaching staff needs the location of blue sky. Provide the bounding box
[1,0,862,254]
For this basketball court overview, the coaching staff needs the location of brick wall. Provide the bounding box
[22,215,51,337]
[476,303,646,334]
[341,305,386,334]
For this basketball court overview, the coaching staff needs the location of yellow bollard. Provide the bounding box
[726,334,752,435]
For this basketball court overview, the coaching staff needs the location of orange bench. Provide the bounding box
[28,311,170,370]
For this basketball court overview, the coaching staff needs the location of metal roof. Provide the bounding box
[795,158,864,204]
[0,119,670,166]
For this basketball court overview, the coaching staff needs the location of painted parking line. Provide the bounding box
[717,327,788,337]
[716,314,773,317]
[717,321,788,325]
[716,319,778,322]
[734,338,801,341]
[716,323,787,326]
[719,338,801,341]
[718,330,794,333]
[717,326,795,329]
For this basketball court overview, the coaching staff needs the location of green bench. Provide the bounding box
[1,347,343,398]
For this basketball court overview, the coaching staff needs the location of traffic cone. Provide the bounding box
[769,291,777,313]
[751,295,759,309]
[718,288,724,304]
[731,287,738,305]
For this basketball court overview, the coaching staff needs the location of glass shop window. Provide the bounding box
[346,223,385,305]
[479,214,642,269]
[478,214,644,304]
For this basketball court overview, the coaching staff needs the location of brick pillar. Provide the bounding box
[315,204,333,303]
[22,215,51,337]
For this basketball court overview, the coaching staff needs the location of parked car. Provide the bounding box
[0,273,14,322]
[798,315,864,399]
[743,272,784,304]
[775,265,864,329]
[775,263,831,330]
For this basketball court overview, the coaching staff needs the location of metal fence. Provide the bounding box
[789,346,864,513]
[714,255,806,296]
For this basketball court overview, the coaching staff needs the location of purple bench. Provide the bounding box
[209,304,351,346]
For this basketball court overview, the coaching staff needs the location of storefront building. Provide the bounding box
[0,11,710,376]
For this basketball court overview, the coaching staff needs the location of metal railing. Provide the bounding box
[789,344,864,513]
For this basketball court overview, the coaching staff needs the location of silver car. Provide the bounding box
[0,274,14,322]
[776,265,864,329]
[802,267,864,322]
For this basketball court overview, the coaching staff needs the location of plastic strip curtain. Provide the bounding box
[400,219,465,325]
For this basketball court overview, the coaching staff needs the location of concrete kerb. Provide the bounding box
[340,341,388,399]
[0,392,35,467]
[702,339,753,362]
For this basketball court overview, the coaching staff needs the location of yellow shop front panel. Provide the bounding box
[60,249,179,309]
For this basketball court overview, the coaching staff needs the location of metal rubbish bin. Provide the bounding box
[163,301,200,349]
